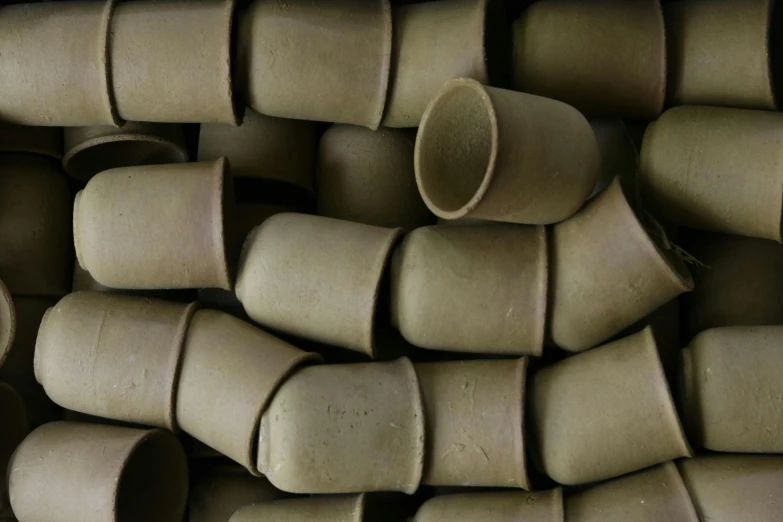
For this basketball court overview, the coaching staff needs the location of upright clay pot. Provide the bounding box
[0,122,62,161]
[0,0,118,126]
[110,0,237,124]
[9,422,188,522]
[0,280,15,369]
[239,0,392,129]
[666,0,783,110]
[235,213,402,356]
[640,106,783,241]
[74,158,234,290]
[63,122,189,182]
[391,225,547,355]
[34,292,197,429]
[0,383,28,512]
[415,78,599,225]
[190,465,285,522]
[414,489,563,522]
[176,309,321,474]
[230,494,397,522]
[530,327,692,486]
[257,358,425,494]
[549,178,693,352]
[513,0,666,119]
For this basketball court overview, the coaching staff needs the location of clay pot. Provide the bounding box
[665,0,783,110]
[0,0,118,126]
[0,155,72,297]
[513,0,666,119]
[257,358,425,494]
[176,309,321,474]
[317,125,433,229]
[0,123,62,161]
[34,292,198,429]
[230,494,399,522]
[0,280,15,369]
[110,0,237,124]
[589,119,638,199]
[0,383,28,512]
[640,106,783,241]
[415,78,599,225]
[414,489,563,522]
[235,213,402,356]
[549,178,693,352]
[238,0,392,129]
[391,225,547,355]
[74,158,234,290]
[190,465,285,522]
[530,327,692,486]
[9,422,188,522]
[63,122,189,182]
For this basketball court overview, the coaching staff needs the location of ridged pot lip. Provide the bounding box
[0,279,16,368]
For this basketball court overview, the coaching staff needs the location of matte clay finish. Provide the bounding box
[231,494,389,522]
[0,384,28,512]
[0,280,15,368]
[513,0,666,119]
[239,0,392,129]
[176,309,321,474]
[414,489,563,522]
[236,213,402,356]
[317,125,433,229]
[681,326,783,452]
[63,122,188,182]
[530,327,692,486]
[666,0,783,110]
[0,123,62,161]
[415,78,599,224]
[110,0,237,124]
[416,359,529,488]
[257,359,425,494]
[589,119,638,199]
[34,292,197,429]
[74,158,234,290]
[190,466,284,522]
[640,106,783,241]
[9,422,188,522]
[549,178,693,352]
[0,155,72,297]
[0,1,118,126]
[199,110,317,192]
[391,225,546,355]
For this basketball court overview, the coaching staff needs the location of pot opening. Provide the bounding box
[65,139,188,182]
[769,0,783,108]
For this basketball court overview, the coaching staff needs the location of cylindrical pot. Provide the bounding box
[665,0,783,110]
[238,0,392,129]
[513,0,666,119]
[63,122,189,182]
[681,326,783,452]
[414,489,563,522]
[415,358,529,489]
[0,383,28,512]
[230,494,398,522]
[589,119,638,199]
[109,0,237,124]
[235,213,402,356]
[0,280,15,368]
[74,158,234,290]
[391,225,547,355]
[34,292,198,429]
[176,309,321,474]
[549,178,693,352]
[0,122,63,162]
[0,155,72,297]
[415,78,599,225]
[190,465,285,522]
[640,106,783,241]
[257,358,425,494]
[317,125,433,229]
[9,422,188,522]
[0,0,118,126]
[530,327,692,486]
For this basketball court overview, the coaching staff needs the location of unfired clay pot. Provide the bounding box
[190,465,285,522]
[589,119,638,199]
[415,78,599,225]
[678,455,783,522]
[316,125,433,229]
[640,106,783,241]
[665,0,783,110]
[681,326,783,452]
[0,280,15,369]
[549,178,693,352]
[391,225,547,355]
[0,383,27,512]
[110,0,237,124]
[0,123,62,161]
[74,158,234,290]
[9,422,188,522]
[230,494,398,522]
[257,358,425,494]
[63,122,189,181]
[176,309,320,474]
[414,489,563,522]
[513,0,666,119]
[530,327,692,486]
[34,292,198,429]
[235,213,402,356]
[239,0,392,129]
[0,0,119,126]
